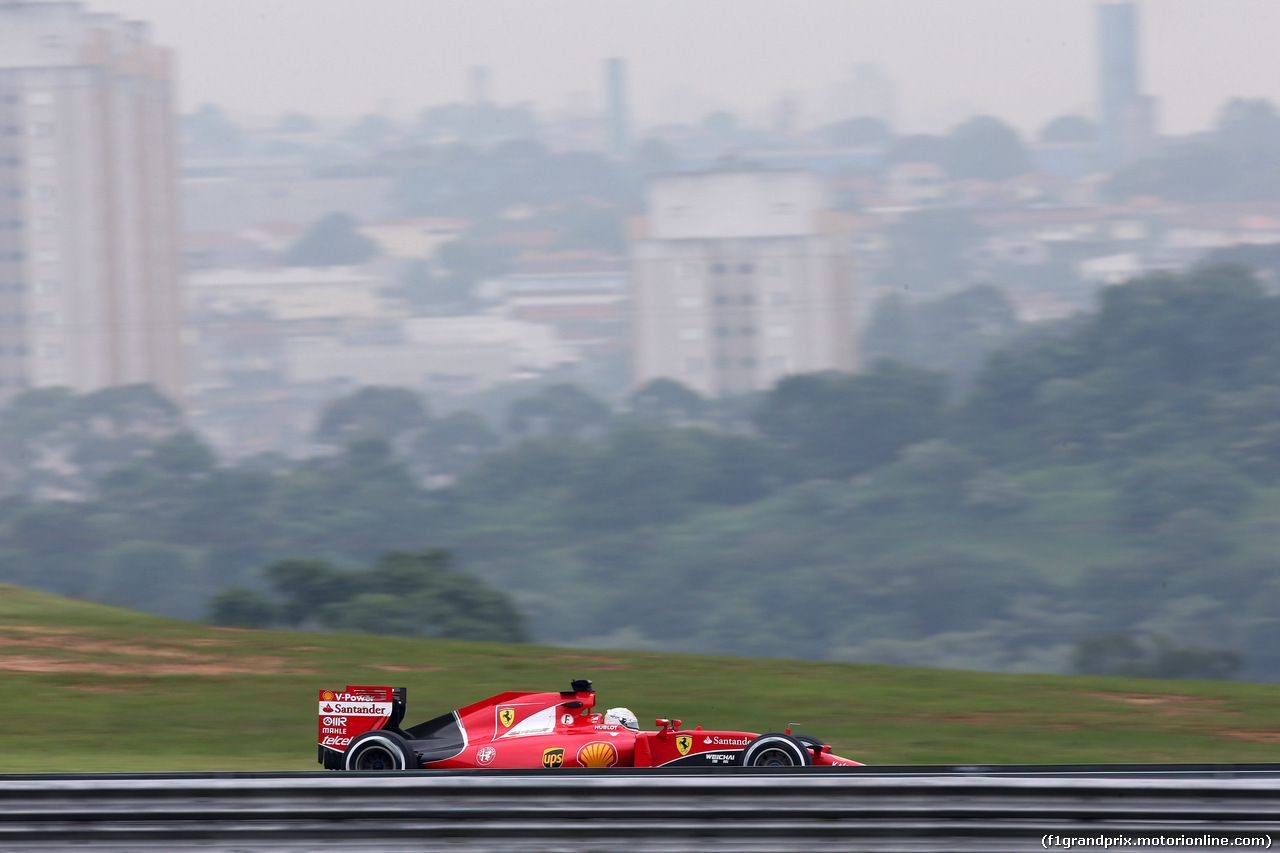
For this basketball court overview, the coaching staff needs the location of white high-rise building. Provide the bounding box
[0,2,182,403]
[629,171,857,397]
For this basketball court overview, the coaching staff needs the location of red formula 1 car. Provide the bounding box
[318,679,862,771]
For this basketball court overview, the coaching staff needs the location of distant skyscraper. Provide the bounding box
[0,1,183,403]
[1097,2,1156,169]
[629,171,858,397]
[604,57,630,157]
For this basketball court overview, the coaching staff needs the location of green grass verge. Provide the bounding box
[2,584,1280,772]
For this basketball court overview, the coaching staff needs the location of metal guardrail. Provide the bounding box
[2,765,1280,851]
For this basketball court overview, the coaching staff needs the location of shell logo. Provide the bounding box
[576,741,619,768]
[321,691,335,701]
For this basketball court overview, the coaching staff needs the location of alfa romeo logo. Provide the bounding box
[476,746,496,765]
[676,734,692,756]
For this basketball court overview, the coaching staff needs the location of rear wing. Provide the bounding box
[317,685,406,765]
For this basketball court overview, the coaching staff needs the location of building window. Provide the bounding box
[36,312,58,326]
[739,325,755,336]
[31,123,55,138]
[738,263,754,274]
[34,249,58,264]
[683,357,703,375]
[738,294,753,305]
[767,324,791,339]
[740,357,756,368]
[36,280,59,295]
[26,92,52,106]
[679,327,704,341]
[714,294,729,306]
[34,218,54,233]
[767,355,789,371]
[765,260,783,275]
[40,344,62,359]
[711,263,726,274]
[679,262,699,278]
[32,155,54,169]
[715,326,729,338]
[676,294,701,308]
[34,186,56,201]
[770,291,790,306]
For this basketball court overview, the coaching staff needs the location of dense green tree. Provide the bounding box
[208,586,278,628]
[1113,455,1253,532]
[459,434,585,504]
[314,387,430,446]
[412,410,500,477]
[218,549,525,642]
[753,361,947,480]
[943,116,1030,181]
[285,212,378,266]
[864,285,1019,392]
[628,378,705,424]
[1039,115,1096,144]
[95,542,199,617]
[8,502,102,597]
[506,383,611,437]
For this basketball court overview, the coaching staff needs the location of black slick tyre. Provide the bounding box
[741,733,812,767]
[343,730,415,772]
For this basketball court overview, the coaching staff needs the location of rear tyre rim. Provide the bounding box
[753,747,796,766]
[354,744,398,771]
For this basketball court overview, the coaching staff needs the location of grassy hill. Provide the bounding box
[3,584,1280,772]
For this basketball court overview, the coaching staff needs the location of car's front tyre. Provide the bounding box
[343,730,415,771]
[741,733,812,767]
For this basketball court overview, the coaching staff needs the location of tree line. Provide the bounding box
[0,264,1277,678]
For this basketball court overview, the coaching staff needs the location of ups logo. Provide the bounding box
[542,747,565,769]
[676,735,693,756]
[499,708,515,728]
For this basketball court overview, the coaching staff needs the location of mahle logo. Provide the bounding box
[542,747,565,769]
[676,735,692,756]
[499,708,515,728]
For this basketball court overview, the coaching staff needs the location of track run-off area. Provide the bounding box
[3,764,1280,851]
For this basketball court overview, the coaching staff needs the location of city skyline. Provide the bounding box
[85,0,1280,136]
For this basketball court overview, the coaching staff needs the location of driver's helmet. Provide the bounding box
[603,707,639,731]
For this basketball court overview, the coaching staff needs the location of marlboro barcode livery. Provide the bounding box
[318,679,861,770]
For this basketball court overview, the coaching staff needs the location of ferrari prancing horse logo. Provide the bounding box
[676,734,693,756]
[499,708,515,728]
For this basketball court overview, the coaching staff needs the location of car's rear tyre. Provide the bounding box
[343,730,415,772]
[741,733,812,767]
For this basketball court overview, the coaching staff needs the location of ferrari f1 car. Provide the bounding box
[318,680,862,770]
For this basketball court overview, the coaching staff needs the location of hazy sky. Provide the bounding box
[88,0,1280,137]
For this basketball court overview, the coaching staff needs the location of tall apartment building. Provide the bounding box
[0,2,182,403]
[629,171,857,397]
